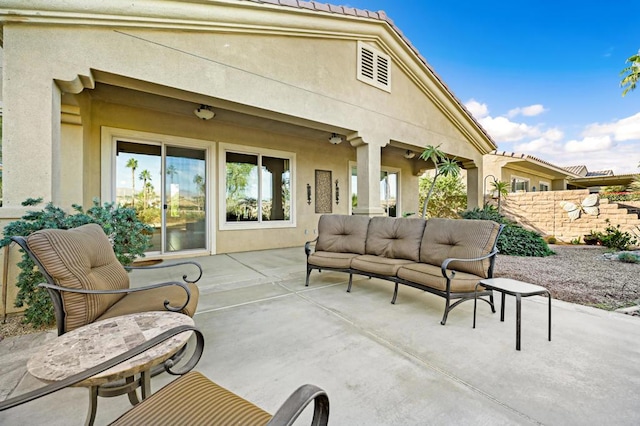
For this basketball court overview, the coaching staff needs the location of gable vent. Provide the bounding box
[357,41,391,92]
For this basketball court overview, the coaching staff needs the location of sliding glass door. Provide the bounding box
[115,141,207,254]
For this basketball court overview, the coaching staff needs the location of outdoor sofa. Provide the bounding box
[305,215,504,324]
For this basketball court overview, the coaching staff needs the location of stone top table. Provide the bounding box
[27,311,194,425]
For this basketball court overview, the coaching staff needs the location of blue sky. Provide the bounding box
[345,1,640,174]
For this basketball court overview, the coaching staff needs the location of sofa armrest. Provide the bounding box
[38,280,192,312]
[440,249,499,280]
[0,324,203,412]
[304,237,318,258]
[125,261,203,284]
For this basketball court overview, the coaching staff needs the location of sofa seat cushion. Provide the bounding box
[365,217,425,261]
[315,214,370,254]
[397,263,484,293]
[420,218,501,278]
[351,255,415,276]
[97,282,200,322]
[308,251,359,269]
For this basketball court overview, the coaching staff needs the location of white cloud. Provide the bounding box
[514,128,564,153]
[564,135,615,153]
[464,99,489,118]
[507,104,547,118]
[477,116,539,143]
[582,112,640,142]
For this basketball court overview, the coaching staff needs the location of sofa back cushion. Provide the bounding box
[365,217,426,261]
[420,218,501,277]
[315,215,371,254]
[26,223,130,332]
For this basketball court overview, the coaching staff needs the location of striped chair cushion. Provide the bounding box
[110,371,273,426]
[420,218,501,278]
[26,223,129,332]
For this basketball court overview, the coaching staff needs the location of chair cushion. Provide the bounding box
[351,255,415,276]
[26,223,129,332]
[365,217,425,261]
[308,251,359,269]
[397,262,484,293]
[110,371,273,426]
[97,282,200,321]
[315,214,370,254]
[420,218,500,278]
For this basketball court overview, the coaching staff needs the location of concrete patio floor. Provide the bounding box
[1,247,640,425]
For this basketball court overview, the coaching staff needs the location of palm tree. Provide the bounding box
[166,164,178,184]
[621,50,640,97]
[125,158,138,207]
[419,145,460,218]
[139,169,152,210]
[193,174,205,211]
[490,180,510,214]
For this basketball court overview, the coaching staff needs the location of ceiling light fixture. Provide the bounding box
[328,133,342,145]
[194,104,215,120]
[404,150,416,159]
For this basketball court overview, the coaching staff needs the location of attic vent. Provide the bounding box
[357,41,391,92]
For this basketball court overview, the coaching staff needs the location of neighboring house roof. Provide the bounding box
[563,165,588,176]
[586,170,614,176]
[489,151,580,178]
[245,0,496,148]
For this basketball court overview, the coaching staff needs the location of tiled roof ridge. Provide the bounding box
[490,150,579,176]
[242,0,496,146]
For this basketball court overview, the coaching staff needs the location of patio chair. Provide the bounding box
[10,223,202,335]
[0,325,330,425]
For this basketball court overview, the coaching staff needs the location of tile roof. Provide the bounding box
[563,165,587,175]
[242,0,495,146]
[586,170,614,176]
[490,150,578,176]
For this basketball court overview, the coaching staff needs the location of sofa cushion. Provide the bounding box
[351,255,415,276]
[364,217,425,261]
[420,218,500,278]
[315,214,370,254]
[397,262,485,293]
[26,223,129,332]
[307,251,360,269]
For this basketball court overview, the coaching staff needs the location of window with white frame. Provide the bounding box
[510,176,530,192]
[221,144,294,228]
[538,181,550,191]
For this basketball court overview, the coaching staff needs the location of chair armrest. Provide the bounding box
[124,261,203,284]
[440,250,499,280]
[38,280,192,312]
[267,384,329,426]
[304,238,318,258]
[0,325,204,412]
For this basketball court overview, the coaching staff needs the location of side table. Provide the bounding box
[474,278,551,350]
[27,311,194,425]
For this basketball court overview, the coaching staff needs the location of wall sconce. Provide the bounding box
[404,150,416,159]
[307,183,312,205]
[328,133,342,145]
[335,179,340,205]
[194,104,215,120]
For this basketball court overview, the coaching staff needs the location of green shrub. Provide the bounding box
[598,219,637,251]
[546,236,557,244]
[460,206,554,257]
[617,252,640,263]
[1,198,153,328]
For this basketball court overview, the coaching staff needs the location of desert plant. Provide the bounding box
[419,145,461,218]
[571,237,581,245]
[617,252,640,264]
[598,219,638,251]
[460,206,554,257]
[418,173,467,219]
[1,198,153,328]
[490,180,509,213]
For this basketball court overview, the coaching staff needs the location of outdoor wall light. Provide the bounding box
[404,150,416,159]
[328,133,342,145]
[194,104,215,120]
[335,179,340,205]
[307,183,312,205]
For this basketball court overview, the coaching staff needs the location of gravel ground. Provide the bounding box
[495,245,640,311]
[1,245,638,340]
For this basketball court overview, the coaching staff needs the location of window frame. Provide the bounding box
[510,175,530,193]
[538,181,550,192]
[218,142,296,230]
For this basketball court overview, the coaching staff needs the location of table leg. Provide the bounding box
[85,386,99,426]
[473,283,479,329]
[516,294,522,351]
[500,292,506,322]
[547,291,552,342]
[125,376,141,405]
[141,370,151,400]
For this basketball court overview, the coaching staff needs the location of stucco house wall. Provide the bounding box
[0,0,495,258]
